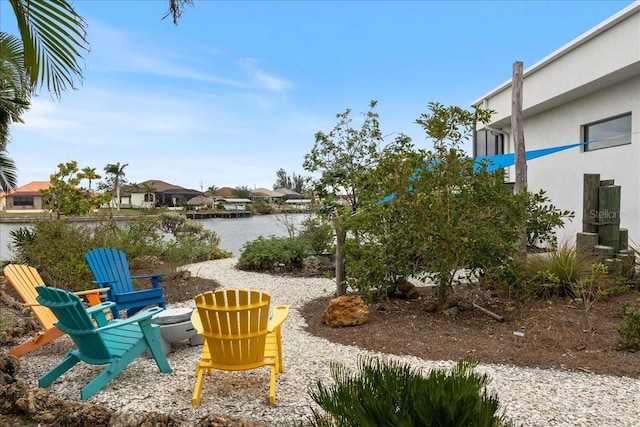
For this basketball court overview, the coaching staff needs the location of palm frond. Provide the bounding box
[8,0,88,98]
[0,150,19,191]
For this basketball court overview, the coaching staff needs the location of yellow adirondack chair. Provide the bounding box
[191,288,289,406]
[3,264,109,357]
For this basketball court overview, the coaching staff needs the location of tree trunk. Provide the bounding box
[332,212,347,296]
[115,177,120,211]
[511,61,527,257]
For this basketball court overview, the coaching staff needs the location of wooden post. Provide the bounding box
[511,61,527,256]
[582,174,600,233]
[619,228,628,251]
[576,232,598,253]
[593,245,614,262]
[598,185,621,253]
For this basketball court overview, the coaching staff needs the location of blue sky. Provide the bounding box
[0,0,635,191]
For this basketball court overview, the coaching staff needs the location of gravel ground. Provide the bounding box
[13,258,640,426]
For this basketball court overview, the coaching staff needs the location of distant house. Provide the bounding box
[0,181,51,212]
[123,180,202,208]
[250,188,282,203]
[471,2,640,244]
[211,187,236,203]
[273,188,304,201]
[251,188,304,204]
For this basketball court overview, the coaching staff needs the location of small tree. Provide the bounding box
[349,102,528,311]
[273,168,309,194]
[40,161,111,219]
[303,100,395,295]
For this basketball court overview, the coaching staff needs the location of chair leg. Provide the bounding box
[139,323,172,373]
[79,357,130,400]
[192,363,207,406]
[276,329,284,373]
[38,351,80,388]
[268,364,277,405]
[9,328,65,357]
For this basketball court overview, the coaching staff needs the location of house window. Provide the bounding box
[474,129,504,157]
[144,193,154,202]
[12,196,34,206]
[583,113,631,151]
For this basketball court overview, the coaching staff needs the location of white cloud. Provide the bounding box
[237,58,292,92]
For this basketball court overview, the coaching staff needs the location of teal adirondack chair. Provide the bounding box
[35,285,172,401]
[85,247,167,319]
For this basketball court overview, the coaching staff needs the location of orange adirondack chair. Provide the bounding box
[3,264,109,356]
[191,288,289,406]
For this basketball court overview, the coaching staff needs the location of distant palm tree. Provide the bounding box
[80,166,101,192]
[104,162,128,211]
[206,185,218,195]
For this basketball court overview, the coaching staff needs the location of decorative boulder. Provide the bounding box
[322,295,370,328]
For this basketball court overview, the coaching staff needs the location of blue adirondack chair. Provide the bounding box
[35,285,172,400]
[85,248,167,319]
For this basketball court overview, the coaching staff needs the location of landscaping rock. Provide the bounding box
[321,295,369,327]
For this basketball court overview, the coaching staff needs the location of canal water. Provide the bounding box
[0,213,311,261]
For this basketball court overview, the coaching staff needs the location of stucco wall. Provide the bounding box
[504,76,640,245]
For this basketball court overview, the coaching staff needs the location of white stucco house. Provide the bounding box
[472,1,640,245]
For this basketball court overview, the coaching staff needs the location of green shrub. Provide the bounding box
[298,217,334,255]
[478,257,534,300]
[237,236,308,273]
[252,200,273,214]
[308,356,510,427]
[92,216,166,259]
[8,215,231,291]
[524,242,592,298]
[524,189,574,249]
[9,220,97,290]
[615,299,640,351]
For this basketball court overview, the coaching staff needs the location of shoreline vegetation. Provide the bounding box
[0,207,313,223]
[0,209,254,223]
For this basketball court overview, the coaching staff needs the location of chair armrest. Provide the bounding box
[267,305,290,333]
[131,273,167,289]
[191,309,203,334]
[86,301,115,314]
[87,301,116,326]
[74,287,110,306]
[96,306,165,332]
[75,287,110,296]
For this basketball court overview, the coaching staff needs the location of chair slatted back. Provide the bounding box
[3,264,57,330]
[85,248,133,297]
[196,289,270,367]
[36,286,111,362]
